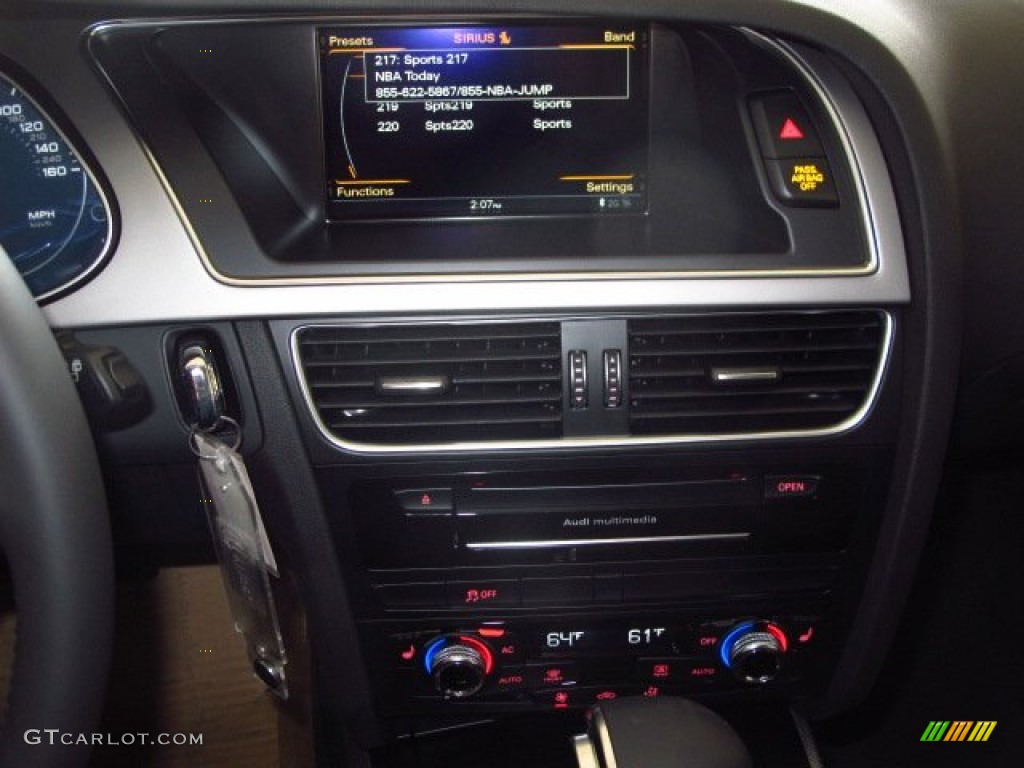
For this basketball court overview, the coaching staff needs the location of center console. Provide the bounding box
[317,442,892,716]
[76,7,920,758]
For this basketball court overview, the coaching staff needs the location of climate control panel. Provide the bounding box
[368,614,820,713]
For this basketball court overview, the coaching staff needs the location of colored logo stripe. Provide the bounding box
[920,721,997,742]
[968,722,997,742]
[944,721,973,741]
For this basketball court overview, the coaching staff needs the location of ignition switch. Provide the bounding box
[180,344,224,430]
[168,330,238,431]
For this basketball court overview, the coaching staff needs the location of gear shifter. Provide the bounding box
[573,698,753,768]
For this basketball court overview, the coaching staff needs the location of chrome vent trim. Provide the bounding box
[291,312,892,455]
[628,311,887,436]
[294,321,562,446]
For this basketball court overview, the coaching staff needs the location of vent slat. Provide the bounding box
[313,390,562,409]
[628,311,885,437]
[297,322,563,446]
[300,324,559,344]
[323,408,562,430]
[630,341,878,357]
[306,372,563,389]
[630,381,871,400]
[303,359,561,388]
[628,317,882,336]
[630,401,857,420]
[302,351,559,367]
[629,360,875,378]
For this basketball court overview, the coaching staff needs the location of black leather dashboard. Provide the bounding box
[1,1,981,762]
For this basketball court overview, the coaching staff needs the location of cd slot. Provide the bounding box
[457,506,757,550]
[463,477,757,512]
[347,465,859,568]
[457,478,757,551]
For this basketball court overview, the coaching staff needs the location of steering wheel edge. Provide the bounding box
[0,250,114,766]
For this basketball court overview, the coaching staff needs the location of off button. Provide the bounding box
[766,157,838,207]
[446,580,520,608]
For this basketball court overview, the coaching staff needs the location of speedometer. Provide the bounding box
[0,66,116,302]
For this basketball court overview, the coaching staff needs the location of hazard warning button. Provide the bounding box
[749,91,825,158]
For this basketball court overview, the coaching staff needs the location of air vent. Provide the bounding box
[628,311,887,436]
[296,322,562,446]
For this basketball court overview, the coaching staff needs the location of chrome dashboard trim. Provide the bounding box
[35,18,910,328]
[289,310,894,454]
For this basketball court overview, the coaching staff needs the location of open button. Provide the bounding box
[764,475,821,500]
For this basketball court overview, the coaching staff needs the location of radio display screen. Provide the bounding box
[318,23,649,220]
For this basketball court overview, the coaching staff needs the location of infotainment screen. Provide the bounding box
[318,23,649,221]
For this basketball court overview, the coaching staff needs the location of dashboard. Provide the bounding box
[4,0,1005,765]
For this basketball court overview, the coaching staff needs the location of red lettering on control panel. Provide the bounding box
[690,666,718,678]
[464,588,500,604]
[596,691,618,701]
[699,636,719,647]
[652,664,671,679]
[777,481,807,494]
[420,493,432,506]
[544,668,565,683]
[643,686,661,698]
[500,644,517,656]
[498,675,524,686]
[553,692,570,709]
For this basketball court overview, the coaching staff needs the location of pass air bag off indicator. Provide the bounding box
[765,158,839,206]
[319,23,649,220]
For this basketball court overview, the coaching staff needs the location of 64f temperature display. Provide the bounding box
[319,23,649,220]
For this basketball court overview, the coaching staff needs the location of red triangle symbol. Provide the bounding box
[779,118,805,140]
